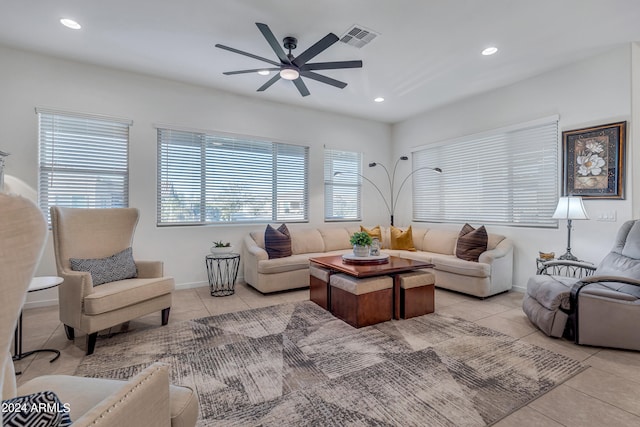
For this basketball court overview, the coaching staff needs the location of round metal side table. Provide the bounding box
[205,253,240,296]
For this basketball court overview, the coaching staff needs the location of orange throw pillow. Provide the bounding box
[390,225,416,251]
[360,225,382,242]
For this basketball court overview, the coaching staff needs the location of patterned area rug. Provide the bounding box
[76,301,584,426]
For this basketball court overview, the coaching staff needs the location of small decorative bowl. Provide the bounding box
[210,246,234,255]
[539,251,555,261]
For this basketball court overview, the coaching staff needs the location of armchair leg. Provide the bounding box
[86,332,98,355]
[64,324,75,340]
[161,307,170,326]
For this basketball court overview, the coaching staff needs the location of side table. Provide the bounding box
[14,276,63,374]
[205,253,240,296]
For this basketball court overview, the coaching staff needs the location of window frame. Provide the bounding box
[412,115,559,228]
[37,108,131,224]
[324,148,363,222]
[156,126,309,226]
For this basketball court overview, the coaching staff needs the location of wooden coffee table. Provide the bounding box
[309,255,434,320]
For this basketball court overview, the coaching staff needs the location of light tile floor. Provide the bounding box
[14,284,640,426]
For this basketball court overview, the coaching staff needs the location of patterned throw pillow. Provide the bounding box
[455,223,488,262]
[390,225,416,251]
[70,247,138,286]
[265,224,292,259]
[2,391,72,426]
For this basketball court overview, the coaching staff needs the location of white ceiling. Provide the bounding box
[2,0,640,123]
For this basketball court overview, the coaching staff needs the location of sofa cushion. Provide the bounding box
[455,223,488,262]
[319,228,351,251]
[410,227,428,251]
[265,224,291,259]
[83,277,175,315]
[432,255,491,278]
[2,391,72,426]
[70,247,137,286]
[391,225,416,251]
[257,254,312,274]
[487,233,506,250]
[422,229,457,255]
[291,229,325,254]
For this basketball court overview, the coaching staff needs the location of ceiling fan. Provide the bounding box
[215,23,363,97]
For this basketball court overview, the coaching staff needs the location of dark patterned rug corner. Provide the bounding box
[76,301,584,426]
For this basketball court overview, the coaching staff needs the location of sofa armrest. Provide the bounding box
[478,238,513,264]
[243,234,268,287]
[136,260,164,278]
[243,234,268,260]
[480,238,514,294]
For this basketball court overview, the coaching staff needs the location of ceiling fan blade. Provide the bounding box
[301,60,363,71]
[292,33,339,67]
[223,68,280,75]
[257,74,281,92]
[215,44,280,66]
[256,23,291,64]
[300,71,347,89]
[293,78,310,97]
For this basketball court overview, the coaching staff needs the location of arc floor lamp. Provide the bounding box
[336,156,442,226]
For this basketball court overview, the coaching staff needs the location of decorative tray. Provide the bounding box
[341,253,390,265]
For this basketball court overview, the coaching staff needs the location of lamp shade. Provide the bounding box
[552,196,589,220]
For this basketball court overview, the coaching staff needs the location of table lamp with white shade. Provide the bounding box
[552,196,589,261]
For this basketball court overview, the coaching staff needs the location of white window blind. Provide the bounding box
[157,128,308,225]
[413,116,559,227]
[37,109,130,223]
[324,149,362,221]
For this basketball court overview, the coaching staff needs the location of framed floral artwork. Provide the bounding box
[562,121,626,199]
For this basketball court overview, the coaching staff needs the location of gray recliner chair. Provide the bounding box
[523,219,640,351]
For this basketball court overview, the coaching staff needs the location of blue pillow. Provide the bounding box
[2,391,72,426]
[70,247,138,286]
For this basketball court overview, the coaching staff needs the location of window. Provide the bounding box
[412,116,559,227]
[157,128,308,225]
[37,109,131,223]
[324,149,362,221]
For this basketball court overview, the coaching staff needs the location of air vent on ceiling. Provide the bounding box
[339,24,379,48]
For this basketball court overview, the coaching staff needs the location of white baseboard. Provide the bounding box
[512,285,526,293]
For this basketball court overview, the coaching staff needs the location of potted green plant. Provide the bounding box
[210,240,233,254]
[349,232,372,257]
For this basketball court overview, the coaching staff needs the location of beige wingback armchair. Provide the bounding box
[50,207,174,355]
[0,193,198,427]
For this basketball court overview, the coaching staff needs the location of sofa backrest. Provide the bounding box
[249,225,506,256]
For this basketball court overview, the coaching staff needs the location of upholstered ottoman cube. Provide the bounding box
[329,274,393,328]
[399,270,435,319]
[309,264,331,310]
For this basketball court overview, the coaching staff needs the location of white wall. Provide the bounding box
[392,45,635,291]
[0,45,391,307]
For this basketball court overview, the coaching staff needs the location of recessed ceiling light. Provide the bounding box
[482,46,498,56]
[374,97,385,103]
[60,18,81,30]
[257,70,270,76]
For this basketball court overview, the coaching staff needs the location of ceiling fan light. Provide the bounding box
[280,68,299,80]
[60,18,81,30]
[482,46,498,56]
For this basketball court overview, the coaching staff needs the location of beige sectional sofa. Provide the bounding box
[243,225,513,298]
